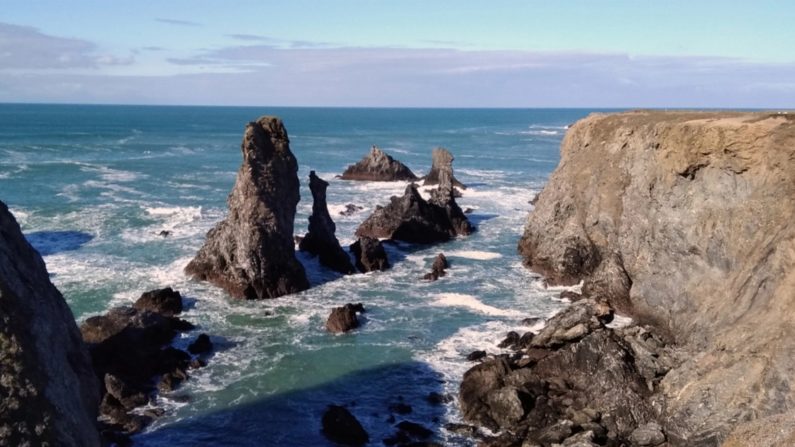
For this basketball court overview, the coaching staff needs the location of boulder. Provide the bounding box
[423,253,449,281]
[340,145,418,181]
[133,287,183,316]
[0,201,100,447]
[422,147,465,189]
[530,299,612,348]
[326,303,365,333]
[185,116,309,299]
[340,203,363,216]
[299,171,355,274]
[321,405,369,446]
[187,333,213,354]
[349,237,390,272]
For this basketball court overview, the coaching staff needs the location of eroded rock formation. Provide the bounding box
[349,237,390,272]
[299,171,355,274]
[185,116,309,299]
[0,201,100,447]
[513,111,795,445]
[340,146,419,181]
[423,147,465,189]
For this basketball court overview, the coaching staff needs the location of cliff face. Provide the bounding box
[185,116,309,299]
[519,111,795,444]
[0,201,100,447]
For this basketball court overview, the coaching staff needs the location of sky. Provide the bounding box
[1,1,794,107]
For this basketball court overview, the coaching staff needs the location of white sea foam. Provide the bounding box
[446,250,502,261]
[607,314,633,329]
[431,293,523,317]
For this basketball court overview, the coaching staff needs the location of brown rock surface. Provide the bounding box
[185,116,309,299]
[422,147,466,189]
[340,145,418,181]
[517,111,795,445]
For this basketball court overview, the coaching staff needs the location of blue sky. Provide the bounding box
[1,1,794,107]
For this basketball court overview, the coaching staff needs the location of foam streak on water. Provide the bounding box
[0,105,602,446]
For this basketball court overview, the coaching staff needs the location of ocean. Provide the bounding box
[0,104,604,446]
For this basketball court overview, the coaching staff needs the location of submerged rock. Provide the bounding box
[340,145,418,181]
[422,147,465,189]
[185,116,309,299]
[299,171,355,274]
[321,405,369,446]
[349,237,390,272]
[340,203,363,216]
[0,201,100,447]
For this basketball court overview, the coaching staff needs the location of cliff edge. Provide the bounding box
[518,111,795,445]
[0,201,100,446]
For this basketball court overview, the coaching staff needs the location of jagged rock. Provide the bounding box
[349,237,390,272]
[299,171,355,274]
[187,333,212,354]
[518,111,795,443]
[340,203,363,216]
[321,405,369,446]
[185,116,309,299]
[326,303,365,333]
[0,201,100,447]
[395,421,433,439]
[497,331,520,349]
[466,350,487,361]
[530,299,612,348]
[340,145,418,181]
[133,287,183,316]
[355,182,472,244]
[423,147,465,189]
[423,253,449,280]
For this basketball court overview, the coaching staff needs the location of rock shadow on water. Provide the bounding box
[465,213,498,227]
[134,361,450,446]
[24,230,93,256]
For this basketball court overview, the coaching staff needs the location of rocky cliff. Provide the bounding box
[185,116,309,299]
[0,201,100,446]
[518,111,795,445]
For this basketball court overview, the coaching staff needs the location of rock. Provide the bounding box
[104,374,148,410]
[355,182,472,244]
[389,402,412,415]
[0,201,100,446]
[444,423,479,437]
[517,111,795,442]
[423,253,449,281]
[299,171,356,274]
[559,290,583,302]
[349,237,390,272]
[463,207,474,214]
[466,350,487,361]
[133,287,183,316]
[340,203,363,216]
[326,303,364,333]
[158,230,171,237]
[423,147,466,189]
[530,299,611,348]
[497,331,520,349]
[187,333,213,354]
[321,405,369,446]
[185,116,309,299]
[426,392,452,405]
[340,145,418,181]
[395,421,433,439]
[629,422,666,446]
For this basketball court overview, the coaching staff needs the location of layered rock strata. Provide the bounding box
[0,201,100,447]
[185,116,309,299]
[340,146,418,181]
[299,171,355,274]
[514,111,795,445]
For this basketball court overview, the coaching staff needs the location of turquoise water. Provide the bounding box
[1,104,601,446]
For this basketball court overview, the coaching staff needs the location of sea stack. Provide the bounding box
[514,111,795,444]
[422,147,465,189]
[299,171,355,274]
[185,116,309,299]
[0,201,100,447]
[340,145,419,181]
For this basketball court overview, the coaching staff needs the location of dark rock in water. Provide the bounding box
[444,423,479,437]
[0,201,101,447]
[463,207,474,214]
[423,253,449,281]
[466,350,487,361]
[423,147,466,189]
[321,405,369,446]
[133,287,183,316]
[158,230,171,237]
[355,181,472,244]
[299,171,356,274]
[497,331,520,349]
[395,420,433,439]
[185,116,309,299]
[326,303,365,333]
[349,237,390,272]
[426,392,452,405]
[340,203,364,216]
[188,333,213,354]
[340,145,418,181]
[389,402,412,415]
[104,374,148,410]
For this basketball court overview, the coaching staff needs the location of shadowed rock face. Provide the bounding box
[340,146,418,181]
[185,116,309,299]
[349,237,390,272]
[422,147,465,189]
[0,201,100,447]
[299,171,355,274]
[517,111,795,445]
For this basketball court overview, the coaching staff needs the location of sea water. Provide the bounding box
[0,104,604,446]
